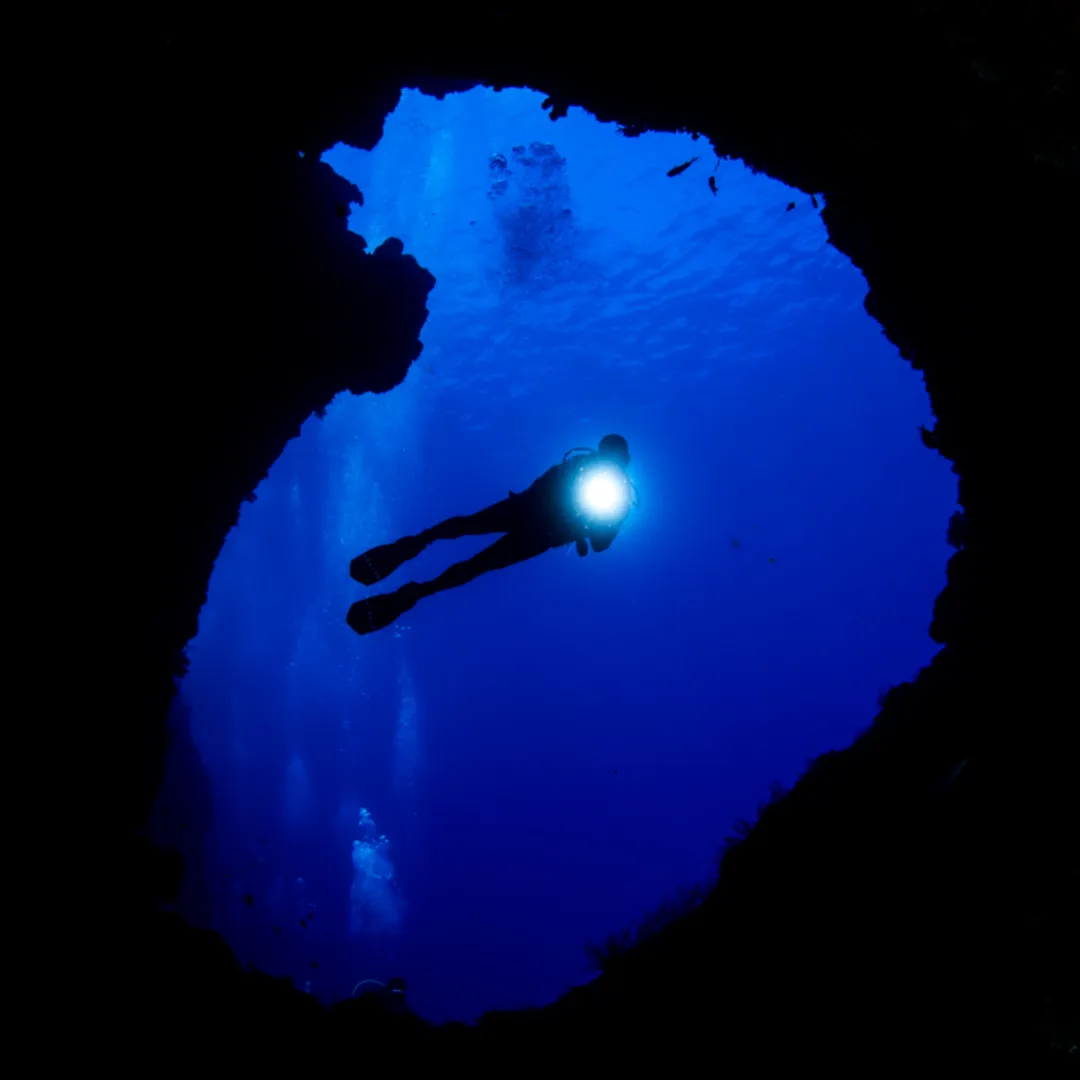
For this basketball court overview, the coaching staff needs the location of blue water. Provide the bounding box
[161,87,957,1023]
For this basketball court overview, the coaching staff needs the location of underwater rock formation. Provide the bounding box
[72,4,1078,1072]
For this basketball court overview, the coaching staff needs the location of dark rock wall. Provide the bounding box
[67,4,1075,1069]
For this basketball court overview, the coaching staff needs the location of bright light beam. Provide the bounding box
[572,463,631,525]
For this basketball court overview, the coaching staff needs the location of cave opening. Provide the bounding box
[154,86,959,1024]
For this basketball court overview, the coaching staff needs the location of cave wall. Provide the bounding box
[74,4,1076,1068]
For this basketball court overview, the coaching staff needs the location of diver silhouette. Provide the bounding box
[346,434,633,636]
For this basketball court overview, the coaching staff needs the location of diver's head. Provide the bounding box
[598,433,630,467]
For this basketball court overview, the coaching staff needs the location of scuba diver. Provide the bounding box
[346,434,634,636]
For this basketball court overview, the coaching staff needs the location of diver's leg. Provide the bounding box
[413,530,548,598]
[346,531,549,636]
[424,497,521,541]
[350,497,521,586]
